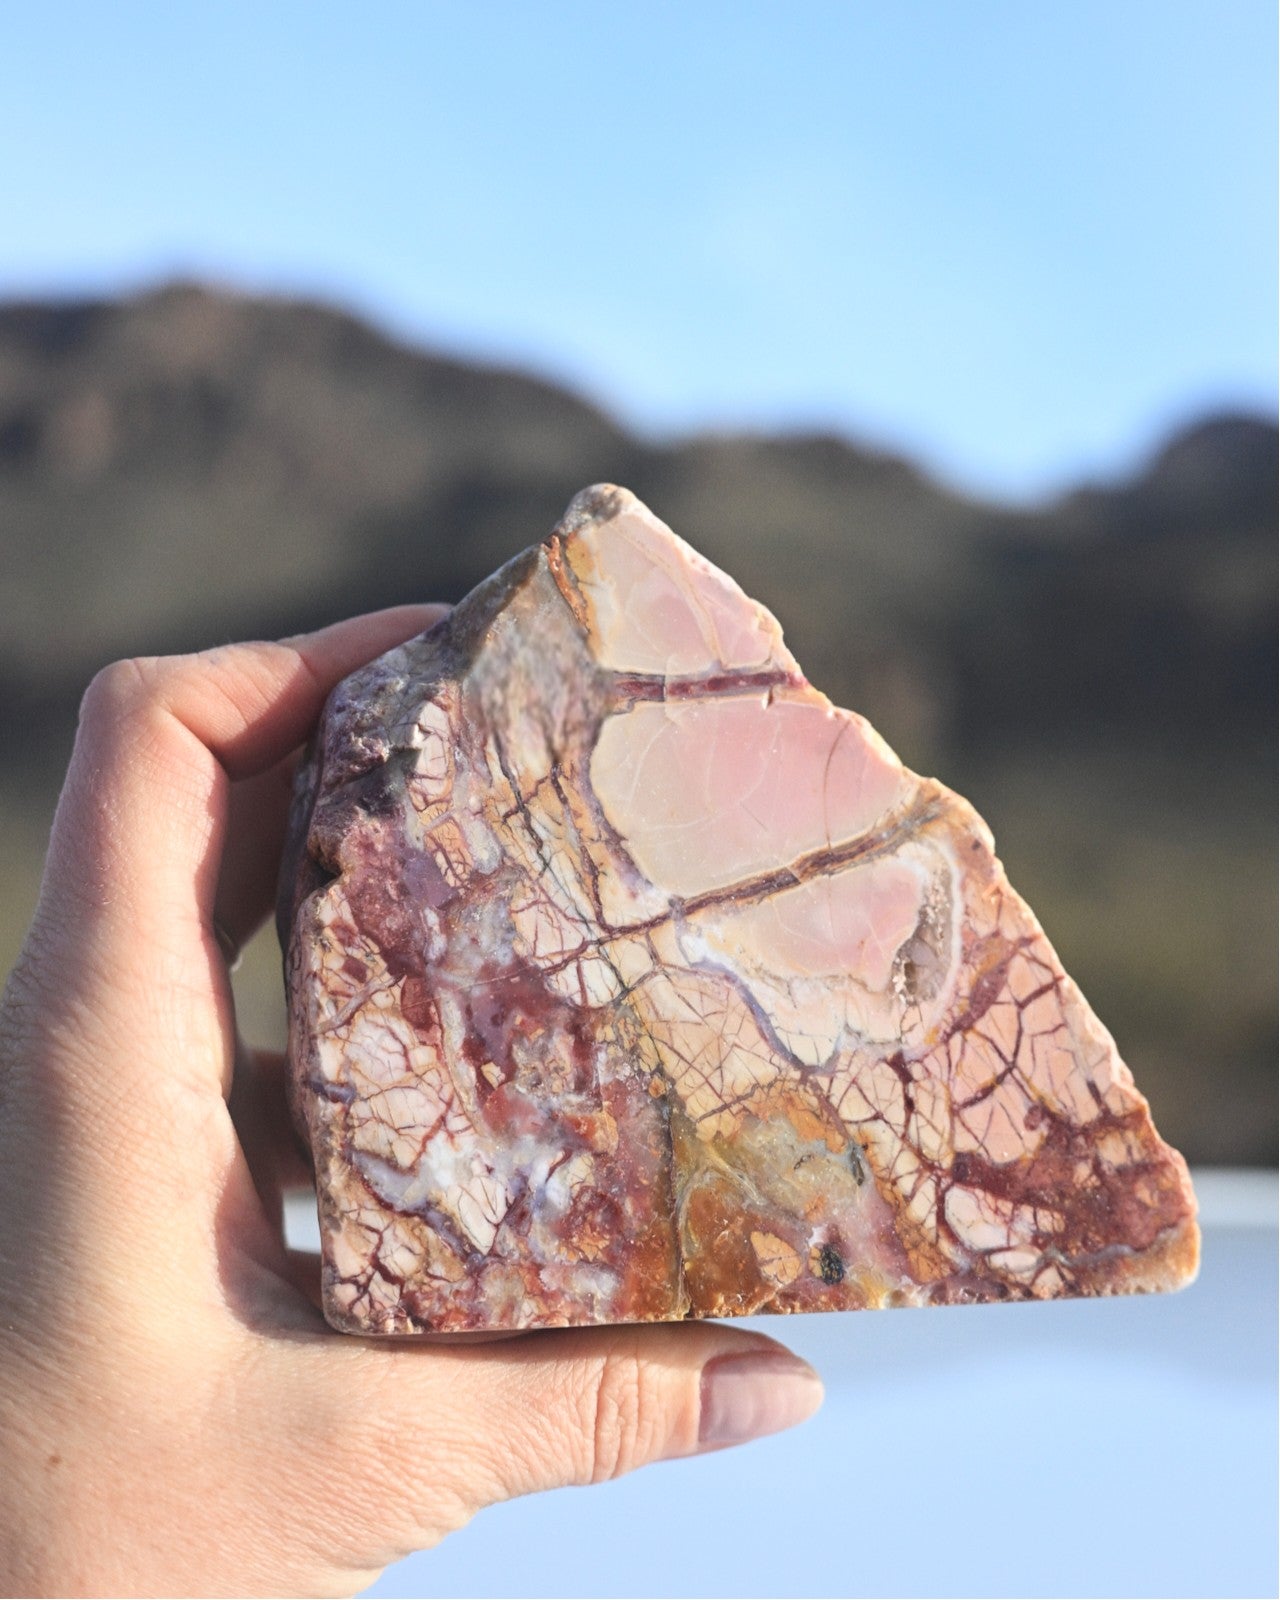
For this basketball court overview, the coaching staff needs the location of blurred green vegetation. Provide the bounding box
[1,283,1274,1162]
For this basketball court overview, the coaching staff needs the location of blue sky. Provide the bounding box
[2,1,1275,499]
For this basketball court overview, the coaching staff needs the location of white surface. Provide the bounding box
[308,1178,1278,1599]
[1185,1168,1276,1229]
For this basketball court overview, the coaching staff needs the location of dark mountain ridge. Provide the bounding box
[1,285,1271,756]
[0,283,1274,1163]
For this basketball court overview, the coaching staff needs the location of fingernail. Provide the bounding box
[698,1350,824,1449]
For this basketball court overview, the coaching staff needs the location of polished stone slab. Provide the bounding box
[280,485,1198,1333]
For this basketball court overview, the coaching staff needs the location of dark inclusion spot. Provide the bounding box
[848,1142,867,1186]
[817,1243,846,1286]
[356,773,402,818]
[307,856,340,890]
[309,1076,356,1105]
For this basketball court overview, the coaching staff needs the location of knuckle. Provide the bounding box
[78,655,160,729]
[588,1346,668,1483]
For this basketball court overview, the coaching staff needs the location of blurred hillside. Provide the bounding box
[0,283,1274,1163]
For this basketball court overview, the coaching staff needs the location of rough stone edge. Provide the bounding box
[552,482,633,537]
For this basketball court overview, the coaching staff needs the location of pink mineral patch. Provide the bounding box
[564,508,785,675]
[591,697,906,896]
[281,483,1200,1334]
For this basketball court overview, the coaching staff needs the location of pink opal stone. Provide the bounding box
[280,485,1199,1334]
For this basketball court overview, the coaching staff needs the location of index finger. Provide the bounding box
[41,604,450,945]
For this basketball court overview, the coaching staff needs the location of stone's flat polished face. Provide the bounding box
[280,485,1200,1334]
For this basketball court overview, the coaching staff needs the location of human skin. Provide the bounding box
[0,607,822,1599]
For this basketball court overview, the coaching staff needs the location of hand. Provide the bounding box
[0,611,823,1598]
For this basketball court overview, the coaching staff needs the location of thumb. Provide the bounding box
[325,1323,822,1549]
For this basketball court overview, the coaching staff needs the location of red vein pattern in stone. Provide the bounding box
[279,484,1200,1333]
